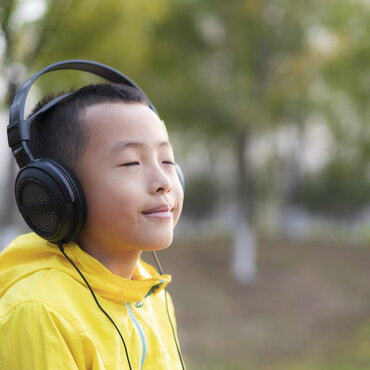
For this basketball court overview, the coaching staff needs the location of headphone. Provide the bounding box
[7,59,185,244]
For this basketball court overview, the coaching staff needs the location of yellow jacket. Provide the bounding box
[0,233,185,369]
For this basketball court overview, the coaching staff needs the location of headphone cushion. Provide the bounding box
[15,158,86,243]
[175,164,185,191]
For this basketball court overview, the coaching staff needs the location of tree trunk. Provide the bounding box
[0,78,27,249]
[231,130,257,284]
[0,3,29,244]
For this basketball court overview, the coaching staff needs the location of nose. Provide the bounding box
[149,166,172,195]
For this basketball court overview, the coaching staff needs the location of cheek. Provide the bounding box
[84,174,142,221]
[107,185,142,215]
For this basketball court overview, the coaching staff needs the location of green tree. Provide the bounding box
[5,0,368,280]
[295,0,370,216]
[0,0,51,233]
[145,0,321,282]
[1,0,322,282]
[0,0,173,235]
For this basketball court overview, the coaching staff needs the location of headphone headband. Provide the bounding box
[7,59,158,168]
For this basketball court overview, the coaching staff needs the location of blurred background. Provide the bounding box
[2,0,370,368]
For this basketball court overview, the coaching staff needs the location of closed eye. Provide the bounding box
[121,162,140,167]
[162,161,175,165]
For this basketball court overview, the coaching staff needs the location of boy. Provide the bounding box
[0,79,185,369]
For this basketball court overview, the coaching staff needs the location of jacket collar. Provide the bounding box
[0,233,171,304]
[66,242,171,303]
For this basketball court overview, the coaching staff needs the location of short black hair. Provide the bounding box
[29,83,148,173]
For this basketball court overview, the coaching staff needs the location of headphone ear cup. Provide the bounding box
[15,158,86,244]
[175,163,185,192]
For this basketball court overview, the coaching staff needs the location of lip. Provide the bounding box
[142,204,173,218]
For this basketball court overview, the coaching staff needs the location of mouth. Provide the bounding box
[142,204,174,219]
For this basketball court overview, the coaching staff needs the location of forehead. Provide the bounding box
[82,102,170,152]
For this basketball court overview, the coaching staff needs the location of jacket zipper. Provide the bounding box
[126,302,146,369]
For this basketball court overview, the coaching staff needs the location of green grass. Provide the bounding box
[145,237,370,369]
[278,320,370,370]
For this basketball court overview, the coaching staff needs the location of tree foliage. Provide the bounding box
[2,0,370,222]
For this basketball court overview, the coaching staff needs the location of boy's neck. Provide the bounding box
[77,240,142,279]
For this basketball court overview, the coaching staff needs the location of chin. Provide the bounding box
[139,234,174,252]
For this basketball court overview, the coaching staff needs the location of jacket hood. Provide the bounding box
[0,233,171,303]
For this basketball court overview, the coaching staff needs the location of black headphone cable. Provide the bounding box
[57,242,132,370]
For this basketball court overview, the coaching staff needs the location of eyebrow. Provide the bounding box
[109,140,173,154]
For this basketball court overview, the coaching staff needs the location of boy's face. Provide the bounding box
[76,102,183,255]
